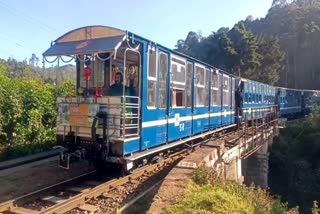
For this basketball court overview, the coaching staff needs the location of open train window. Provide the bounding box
[147,46,157,108]
[170,55,186,108]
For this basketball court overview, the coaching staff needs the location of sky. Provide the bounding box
[0,0,273,62]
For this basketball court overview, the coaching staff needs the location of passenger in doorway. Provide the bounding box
[108,66,136,97]
[109,71,124,96]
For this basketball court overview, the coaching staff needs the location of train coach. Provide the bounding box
[43,25,238,170]
[277,87,303,117]
[238,78,277,121]
[42,25,320,171]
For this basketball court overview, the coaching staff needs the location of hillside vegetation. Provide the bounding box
[175,0,320,89]
[0,57,75,160]
[269,106,320,213]
[165,167,301,214]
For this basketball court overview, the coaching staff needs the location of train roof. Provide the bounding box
[43,25,127,56]
[43,25,239,77]
[43,25,320,92]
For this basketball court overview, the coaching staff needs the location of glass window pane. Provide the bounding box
[211,72,219,88]
[148,49,157,78]
[223,76,229,91]
[171,56,186,108]
[159,53,168,109]
[147,80,156,107]
[171,63,185,83]
[186,63,192,107]
[195,66,205,86]
[196,87,206,106]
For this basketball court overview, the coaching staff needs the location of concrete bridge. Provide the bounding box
[148,115,279,212]
[202,115,279,188]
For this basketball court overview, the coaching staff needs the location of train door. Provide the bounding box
[221,74,232,125]
[210,69,222,128]
[192,64,210,134]
[167,55,192,142]
[141,46,169,149]
[231,77,235,124]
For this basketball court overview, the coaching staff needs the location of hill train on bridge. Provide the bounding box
[43,26,320,171]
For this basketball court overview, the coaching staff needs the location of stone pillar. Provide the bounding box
[241,139,271,188]
[224,157,244,183]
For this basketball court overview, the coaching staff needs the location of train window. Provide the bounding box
[147,47,157,107]
[159,52,168,109]
[212,71,219,88]
[245,93,248,103]
[195,65,206,106]
[171,55,186,107]
[79,54,106,88]
[186,63,192,107]
[206,68,210,105]
[223,75,230,106]
[211,71,220,106]
[93,56,105,87]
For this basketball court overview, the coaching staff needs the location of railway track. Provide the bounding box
[0,123,264,214]
[0,144,195,214]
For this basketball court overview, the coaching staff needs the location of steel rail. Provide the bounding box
[38,148,188,214]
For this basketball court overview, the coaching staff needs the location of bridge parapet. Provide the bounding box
[202,116,279,184]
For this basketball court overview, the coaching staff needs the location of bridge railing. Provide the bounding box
[239,105,279,159]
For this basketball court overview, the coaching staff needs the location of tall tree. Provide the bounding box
[29,53,39,67]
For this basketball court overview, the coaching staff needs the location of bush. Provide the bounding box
[165,167,297,214]
[269,105,320,213]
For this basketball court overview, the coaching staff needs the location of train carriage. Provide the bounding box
[277,87,303,117]
[238,78,277,122]
[43,25,236,170]
[43,25,320,171]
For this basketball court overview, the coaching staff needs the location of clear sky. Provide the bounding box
[0,0,273,61]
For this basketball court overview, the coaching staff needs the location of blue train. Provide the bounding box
[43,26,320,170]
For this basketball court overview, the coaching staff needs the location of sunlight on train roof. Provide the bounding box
[43,26,126,56]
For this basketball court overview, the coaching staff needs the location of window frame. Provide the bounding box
[223,74,230,107]
[170,54,186,108]
[158,51,168,109]
[194,64,206,88]
[147,45,158,109]
[211,69,220,107]
[194,63,206,107]
[185,62,193,108]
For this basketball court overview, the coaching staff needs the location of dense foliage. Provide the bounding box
[175,0,320,89]
[0,57,75,160]
[175,23,284,85]
[165,167,298,214]
[269,106,320,213]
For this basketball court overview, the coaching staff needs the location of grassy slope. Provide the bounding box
[164,168,298,214]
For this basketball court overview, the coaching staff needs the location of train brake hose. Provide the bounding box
[91,111,109,161]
